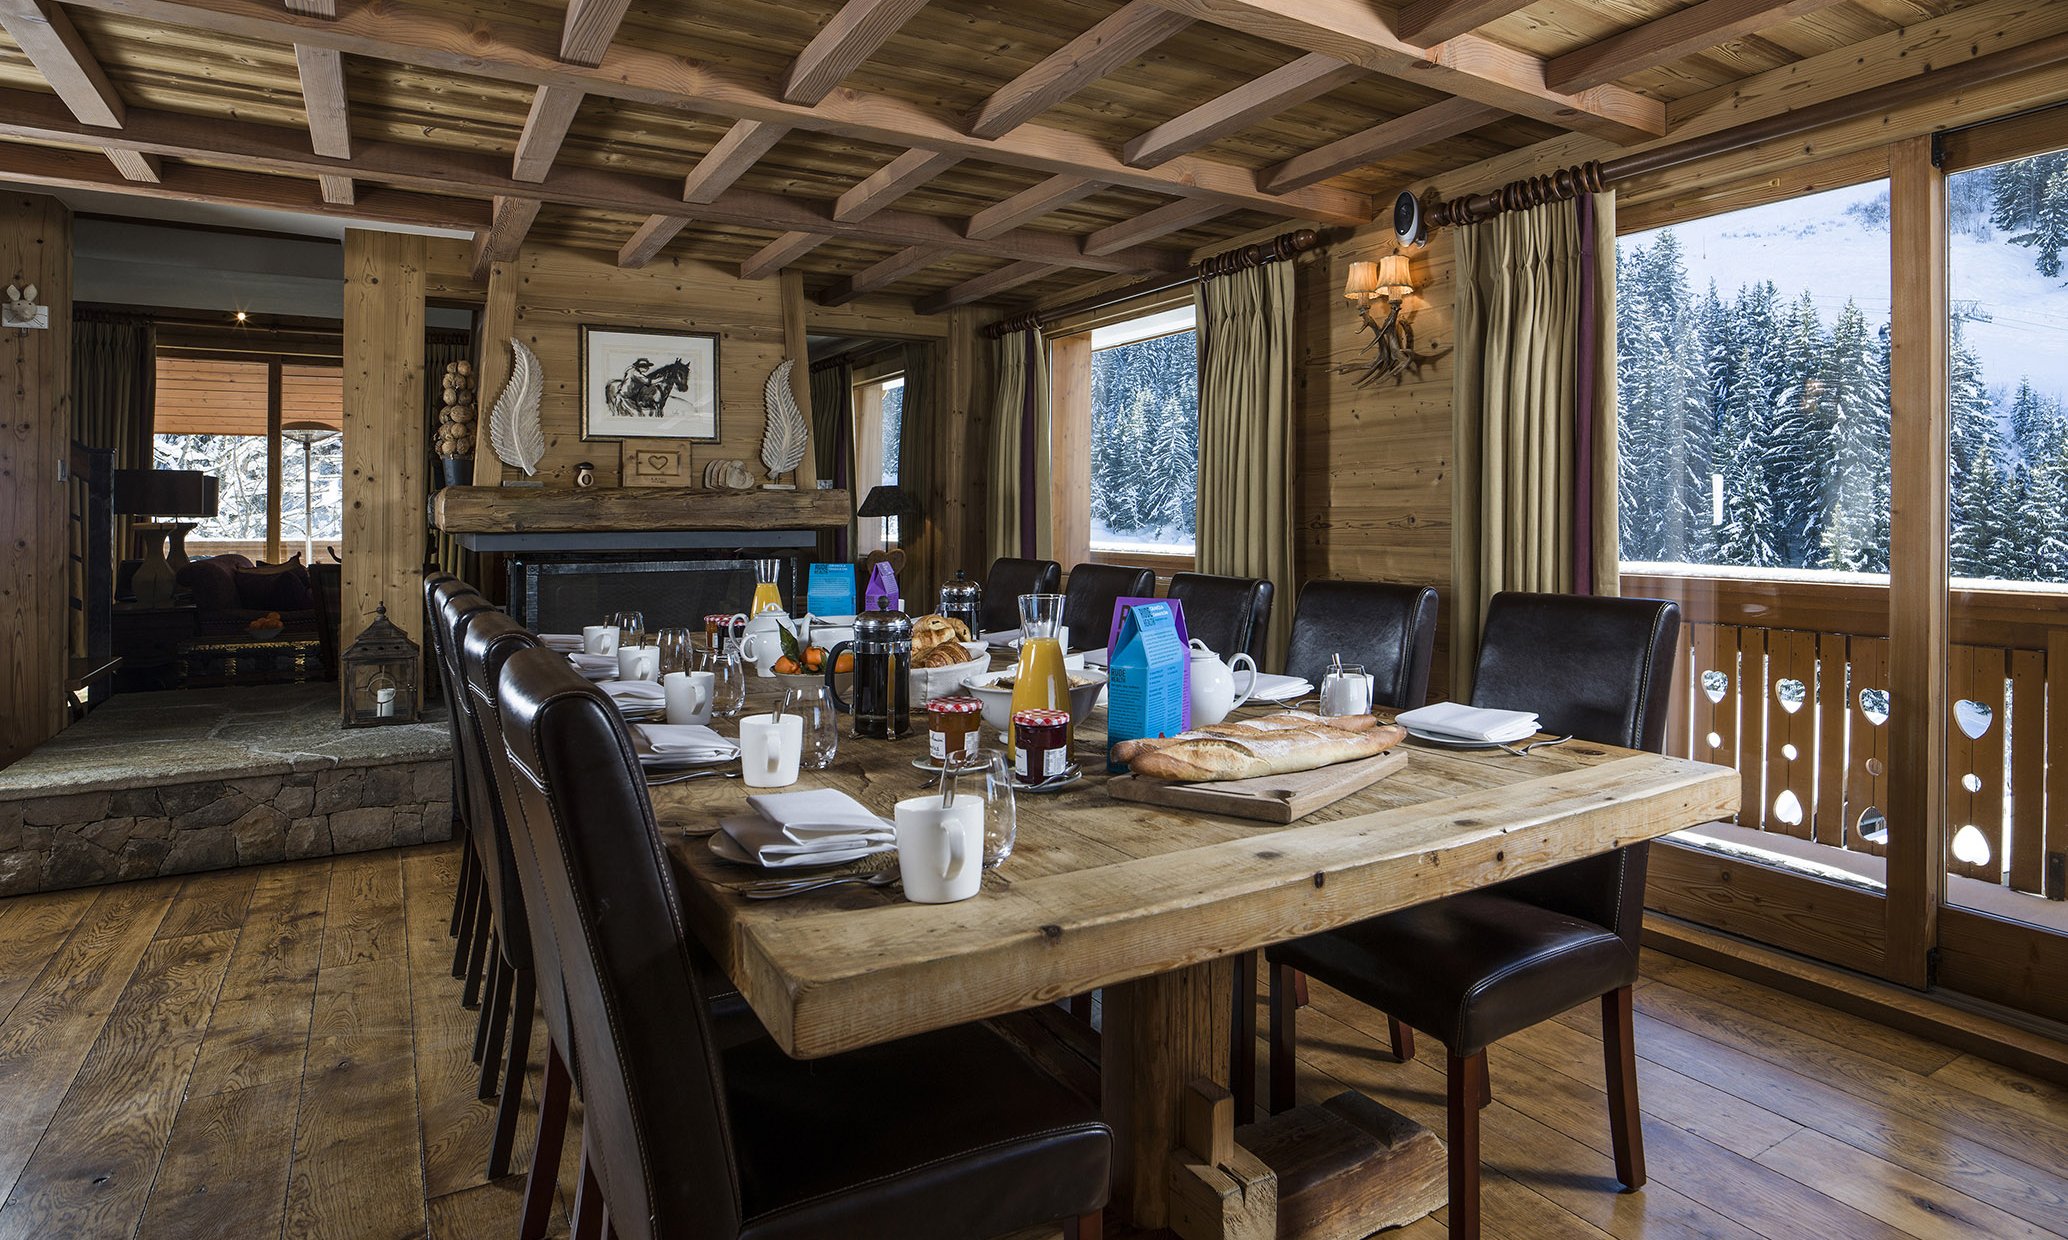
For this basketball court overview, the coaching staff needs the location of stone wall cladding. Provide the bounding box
[0,760,453,896]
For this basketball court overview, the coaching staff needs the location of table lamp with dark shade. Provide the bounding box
[857,483,919,550]
[114,469,220,607]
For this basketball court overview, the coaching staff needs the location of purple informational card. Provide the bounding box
[1107,597,1191,730]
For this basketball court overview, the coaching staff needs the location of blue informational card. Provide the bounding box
[806,563,856,617]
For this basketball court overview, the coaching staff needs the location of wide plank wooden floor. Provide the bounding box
[0,840,2061,1239]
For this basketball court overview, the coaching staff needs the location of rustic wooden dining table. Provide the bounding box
[656,680,1738,1237]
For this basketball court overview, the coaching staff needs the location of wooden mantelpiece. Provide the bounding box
[431,485,853,534]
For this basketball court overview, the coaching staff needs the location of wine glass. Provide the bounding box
[782,683,840,770]
[709,638,749,719]
[944,748,1017,870]
[656,627,696,676]
[612,610,646,650]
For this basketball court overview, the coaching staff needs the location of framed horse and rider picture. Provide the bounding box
[579,325,721,442]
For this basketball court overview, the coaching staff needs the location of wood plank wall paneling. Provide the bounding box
[340,229,428,669]
[152,358,343,436]
[0,192,71,766]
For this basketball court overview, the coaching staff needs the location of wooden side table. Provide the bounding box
[111,603,199,692]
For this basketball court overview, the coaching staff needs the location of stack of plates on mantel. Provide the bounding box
[711,788,894,868]
[568,652,617,681]
[540,633,585,653]
[1395,702,1539,748]
[631,722,739,770]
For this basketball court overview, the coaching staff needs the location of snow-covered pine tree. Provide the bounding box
[2022,396,2068,581]
[1713,283,1787,568]
[1823,303,1891,573]
[1948,321,2014,578]
[1769,291,1834,567]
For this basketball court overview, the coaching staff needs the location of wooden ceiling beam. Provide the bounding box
[292,42,352,203]
[740,231,831,280]
[618,216,687,268]
[834,149,961,222]
[0,139,482,230]
[783,0,933,105]
[1395,0,1536,45]
[58,0,1368,224]
[682,119,792,204]
[1083,196,1229,256]
[102,148,163,182]
[0,86,1183,274]
[817,243,947,306]
[965,174,1103,240]
[513,85,584,183]
[916,259,1058,313]
[559,0,632,66]
[0,0,161,181]
[1262,96,1503,192]
[969,1,1194,139]
[1121,52,1363,168]
[472,194,541,277]
[1546,0,1852,93]
[1152,0,1667,143]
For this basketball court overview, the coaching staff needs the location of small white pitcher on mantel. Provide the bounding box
[1186,638,1257,727]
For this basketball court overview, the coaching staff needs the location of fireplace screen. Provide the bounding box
[509,556,804,633]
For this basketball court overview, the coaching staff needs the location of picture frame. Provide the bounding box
[579,324,721,443]
[619,438,689,487]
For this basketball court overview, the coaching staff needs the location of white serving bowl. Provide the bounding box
[960,668,1109,737]
[911,652,991,703]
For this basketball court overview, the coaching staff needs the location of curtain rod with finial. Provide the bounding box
[982,228,1320,339]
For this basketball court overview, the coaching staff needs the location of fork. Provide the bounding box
[1498,735,1574,757]
[648,768,741,787]
[741,870,900,900]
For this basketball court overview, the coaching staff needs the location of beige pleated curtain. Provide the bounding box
[1194,259,1297,664]
[897,341,939,592]
[1450,191,1620,695]
[984,326,1051,565]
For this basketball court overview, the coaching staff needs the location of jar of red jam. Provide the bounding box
[928,696,983,764]
[1012,708,1071,783]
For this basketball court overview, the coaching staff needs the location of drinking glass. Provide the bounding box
[656,627,696,676]
[943,748,1017,870]
[782,684,841,770]
[611,610,646,649]
[709,638,749,718]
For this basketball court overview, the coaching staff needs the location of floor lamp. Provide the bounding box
[280,421,338,563]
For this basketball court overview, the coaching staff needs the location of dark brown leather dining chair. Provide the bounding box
[1165,571,1273,662]
[421,573,484,983]
[1260,591,1682,1240]
[1062,563,1155,652]
[980,556,1062,632]
[496,645,1113,1240]
[1282,580,1440,707]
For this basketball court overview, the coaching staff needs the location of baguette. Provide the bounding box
[1110,711,1377,765]
[1126,722,1405,783]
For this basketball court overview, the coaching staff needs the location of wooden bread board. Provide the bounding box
[1106,749,1409,824]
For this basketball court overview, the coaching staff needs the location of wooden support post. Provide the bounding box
[1165,1080,1276,1240]
[469,260,517,489]
[1102,959,1236,1229]
[0,190,72,763]
[340,228,428,671]
[265,359,283,563]
[780,269,816,489]
[1237,1091,1447,1239]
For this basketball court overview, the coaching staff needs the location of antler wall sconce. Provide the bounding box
[1341,254,1446,386]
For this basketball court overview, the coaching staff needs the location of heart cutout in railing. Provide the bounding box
[1700,669,1728,703]
[1857,688,1889,725]
[1954,699,1993,740]
[1855,807,1888,845]
[1951,823,1992,866]
[1774,678,1807,713]
[1772,789,1804,826]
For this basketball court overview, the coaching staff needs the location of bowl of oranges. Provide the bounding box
[771,629,853,697]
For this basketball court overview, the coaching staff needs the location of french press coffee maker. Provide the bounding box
[938,570,983,639]
[824,609,913,739]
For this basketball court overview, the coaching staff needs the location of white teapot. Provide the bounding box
[730,608,795,679]
[1187,638,1258,727]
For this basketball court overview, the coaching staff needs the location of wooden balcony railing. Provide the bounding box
[1623,568,2068,899]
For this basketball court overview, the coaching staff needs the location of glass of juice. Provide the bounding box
[750,558,785,617]
[1008,593,1071,760]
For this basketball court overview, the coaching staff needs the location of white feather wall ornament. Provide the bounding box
[760,359,808,488]
[488,338,546,477]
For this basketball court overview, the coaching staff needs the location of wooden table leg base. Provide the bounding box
[1236,1091,1446,1239]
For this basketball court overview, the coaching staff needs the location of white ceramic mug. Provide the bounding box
[615,644,659,682]
[582,624,620,656]
[739,713,804,788]
[664,671,715,725]
[1320,669,1376,717]
[893,793,984,904]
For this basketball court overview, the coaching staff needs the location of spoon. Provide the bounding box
[741,870,900,900]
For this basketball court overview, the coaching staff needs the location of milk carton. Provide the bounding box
[1106,601,1188,774]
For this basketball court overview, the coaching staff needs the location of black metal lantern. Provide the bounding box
[342,602,422,727]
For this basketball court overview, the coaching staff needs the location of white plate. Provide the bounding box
[1403,725,1534,750]
[707,830,890,869]
[1245,673,1313,703]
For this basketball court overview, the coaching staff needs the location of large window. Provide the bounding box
[151,355,343,561]
[853,371,905,550]
[1089,306,1198,557]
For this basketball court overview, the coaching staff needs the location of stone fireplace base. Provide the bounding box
[0,684,452,895]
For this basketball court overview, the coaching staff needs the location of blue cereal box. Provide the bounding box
[1106,601,1188,773]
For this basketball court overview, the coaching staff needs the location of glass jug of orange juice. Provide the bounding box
[749,558,785,618]
[1008,593,1071,760]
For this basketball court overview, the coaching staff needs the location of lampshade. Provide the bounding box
[113,469,219,518]
[857,484,919,517]
[1377,254,1414,298]
[1343,260,1380,301]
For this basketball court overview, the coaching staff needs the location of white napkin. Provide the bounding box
[981,628,1020,646]
[1247,673,1314,702]
[718,789,893,866]
[600,678,666,704]
[540,633,585,652]
[570,652,618,674]
[632,723,737,765]
[1396,702,1539,744]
